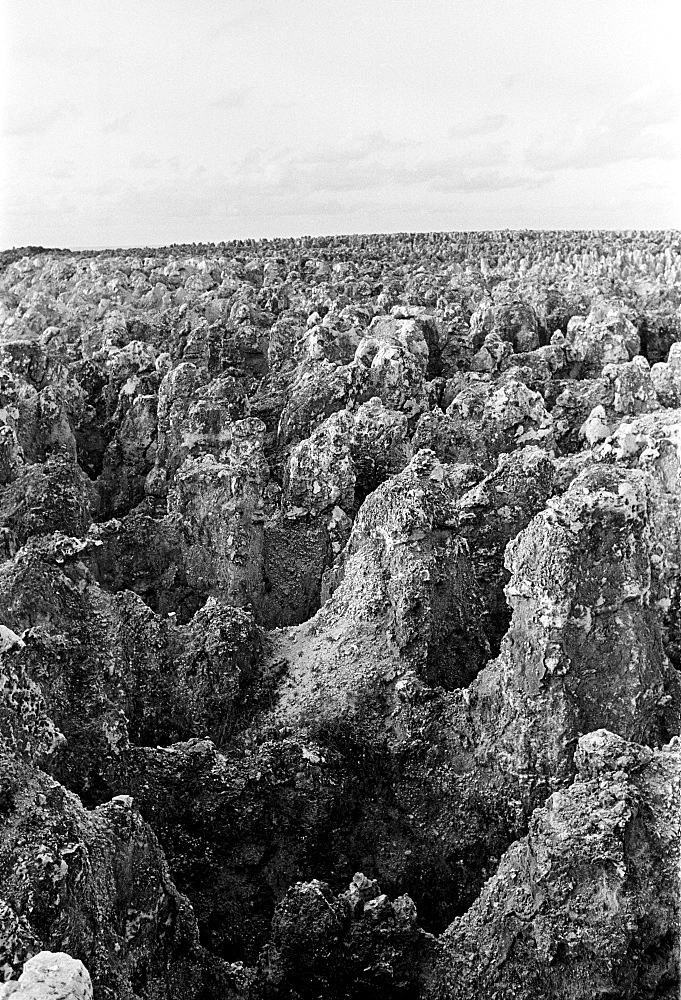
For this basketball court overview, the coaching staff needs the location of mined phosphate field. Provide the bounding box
[0,230,679,999]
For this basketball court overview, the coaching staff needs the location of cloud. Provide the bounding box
[279,158,391,194]
[398,142,508,181]
[449,113,507,139]
[292,131,419,168]
[391,147,548,194]
[273,133,547,196]
[2,104,68,137]
[212,4,272,36]
[425,167,551,194]
[211,88,251,111]
[48,161,77,181]
[129,152,164,170]
[61,44,105,62]
[222,134,545,198]
[63,151,531,237]
[527,85,681,171]
[102,113,132,135]
[8,38,104,64]
[630,178,670,192]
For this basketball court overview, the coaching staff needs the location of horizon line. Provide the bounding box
[3,225,681,255]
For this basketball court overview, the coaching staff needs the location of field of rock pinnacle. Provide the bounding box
[0,229,679,999]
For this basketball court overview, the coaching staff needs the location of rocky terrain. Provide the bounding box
[0,229,679,998]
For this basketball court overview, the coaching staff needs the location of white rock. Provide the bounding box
[0,951,93,999]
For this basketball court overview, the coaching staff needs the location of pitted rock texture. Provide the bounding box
[565,300,641,378]
[0,751,216,999]
[456,446,555,655]
[0,951,93,1000]
[496,464,678,747]
[0,232,680,998]
[422,730,681,1000]
[0,539,271,800]
[257,874,429,999]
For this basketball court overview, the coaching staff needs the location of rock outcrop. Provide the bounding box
[422,731,680,1000]
[0,951,93,1000]
[0,749,226,998]
[258,874,429,999]
[1,232,680,998]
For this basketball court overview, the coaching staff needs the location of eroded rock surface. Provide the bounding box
[0,739,217,999]
[423,731,680,1000]
[0,233,679,998]
[0,951,93,1000]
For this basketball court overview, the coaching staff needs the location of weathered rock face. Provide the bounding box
[295,320,361,366]
[2,234,681,999]
[96,391,158,517]
[552,374,615,453]
[475,463,681,804]
[258,874,429,999]
[651,341,681,406]
[352,342,427,425]
[413,371,554,471]
[276,361,353,447]
[0,951,93,1000]
[492,300,542,353]
[0,369,32,484]
[422,730,680,1000]
[604,354,660,417]
[0,455,98,560]
[269,449,489,735]
[168,418,269,610]
[335,449,490,689]
[0,623,63,763]
[351,397,411,500]
[0,537,270,800]
[457,446,555,655]
[469,330,514,374]
[283,410,355,518]
[145,362,250,501]
[0,752,219,999]
[565,301,641,378]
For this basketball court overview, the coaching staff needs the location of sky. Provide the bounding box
[1,0,680,247]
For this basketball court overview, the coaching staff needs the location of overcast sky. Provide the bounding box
[1,0,680,247]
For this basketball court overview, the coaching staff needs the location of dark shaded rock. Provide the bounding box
[457,446,555,655]
[167,418,269,611]
[423,731,680,1000]
[258,874,429,999]
[260,515,349,628]
[0,537,270,799]
[0,751,221,999]
[413,371,553,470]
[107,737,353,963]
[492,300,541,352]
[85,513,200,620]
[0,456,98,560]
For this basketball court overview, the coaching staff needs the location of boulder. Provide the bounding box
[0,951,92,1000]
